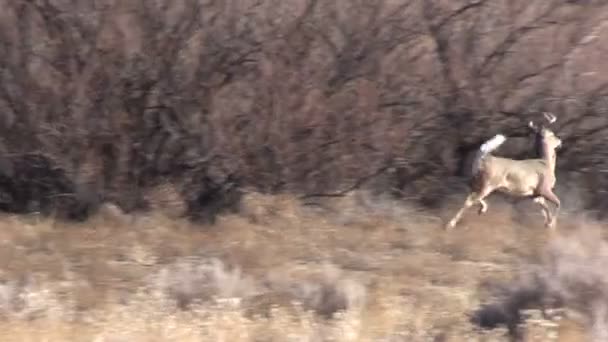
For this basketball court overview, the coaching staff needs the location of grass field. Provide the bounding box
[0,191,600,341]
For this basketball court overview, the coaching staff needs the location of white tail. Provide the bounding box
[472,134,506,176]
[480,134,506,154]
[446,113,562,231]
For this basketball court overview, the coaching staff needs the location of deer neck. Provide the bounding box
[541,142,556,173]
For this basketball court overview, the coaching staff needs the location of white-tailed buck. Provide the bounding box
[446,112,562,230]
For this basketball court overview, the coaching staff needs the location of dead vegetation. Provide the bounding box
[474,220,608,341]
[0,0,607,341]
[0,192,599,341]
[0,0,607,221]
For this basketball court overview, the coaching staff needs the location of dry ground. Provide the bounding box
[0,190,599,341]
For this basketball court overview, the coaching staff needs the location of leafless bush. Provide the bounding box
[145,257,260,309]
[278,264,368,319]
[540,226,608,341]
[0,276,74,321]
[472,223,608,341]
[0,0,607,220]
[147,256,368,320]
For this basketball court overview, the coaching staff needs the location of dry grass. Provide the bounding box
[0,191,600,341]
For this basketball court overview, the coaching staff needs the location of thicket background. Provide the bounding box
[0,0,607,222]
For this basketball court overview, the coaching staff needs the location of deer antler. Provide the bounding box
[529,112,557,132]
[543,112,556,124]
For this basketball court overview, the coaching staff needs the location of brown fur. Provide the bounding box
[446,113,562,230]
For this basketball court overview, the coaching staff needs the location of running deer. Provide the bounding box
[445,113,562,230]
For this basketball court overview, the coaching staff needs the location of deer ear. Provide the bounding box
[528,121,539,132]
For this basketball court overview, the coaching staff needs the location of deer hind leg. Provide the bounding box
[446,193,477,230]
[533,197,550,226]
[446,187,493,230]
[478,198,488,215]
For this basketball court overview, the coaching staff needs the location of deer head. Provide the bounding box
[529,112,561,156]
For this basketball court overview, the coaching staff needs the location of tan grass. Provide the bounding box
[0,192,599,341]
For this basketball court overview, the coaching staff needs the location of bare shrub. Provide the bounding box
[143,255,369,322]
[142,183,186,218]
[0,276,74,322]
[540,225,608,341]
[0,0,608,220]
[96,202,134,226]
[265,263,368,319]
[0,153,95,221]
[145,257,260,309]
[238,191,301,224]
[472,223,608,341]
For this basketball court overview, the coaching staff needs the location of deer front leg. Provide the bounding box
[546,192,561,229]
[538,188,561,230]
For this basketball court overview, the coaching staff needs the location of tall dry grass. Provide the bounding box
[0,191,600,341]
